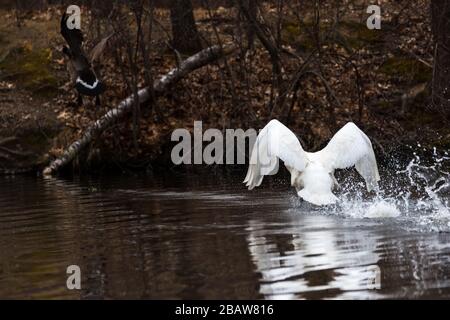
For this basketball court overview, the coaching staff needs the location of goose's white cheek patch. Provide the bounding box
[364,201,401,218]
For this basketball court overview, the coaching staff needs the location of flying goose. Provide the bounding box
[244,120,380,206]
[60,12,108,106]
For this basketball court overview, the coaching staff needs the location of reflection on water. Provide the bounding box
[0,171,450,299]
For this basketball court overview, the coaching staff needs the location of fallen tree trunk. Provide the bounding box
[43,44,236,176]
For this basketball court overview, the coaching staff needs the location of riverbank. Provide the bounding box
[1,4,448,175]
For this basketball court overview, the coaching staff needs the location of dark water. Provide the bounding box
[1,172,450,299]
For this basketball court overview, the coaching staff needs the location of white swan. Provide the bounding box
[244,120,380,206]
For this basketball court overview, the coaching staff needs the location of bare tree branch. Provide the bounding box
[43,44,237,176]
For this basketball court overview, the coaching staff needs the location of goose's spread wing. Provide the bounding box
[317,122,380,191]
[90,33,114,63]
[244,120,307,190]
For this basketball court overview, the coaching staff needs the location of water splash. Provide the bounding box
[297,147,450,232]
[392,148,450,232]
[365,201,401,218]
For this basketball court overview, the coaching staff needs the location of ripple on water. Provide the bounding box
[0,154,449,299]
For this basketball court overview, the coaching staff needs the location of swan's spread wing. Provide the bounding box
[317,122,380,191]
[244,120,307,190]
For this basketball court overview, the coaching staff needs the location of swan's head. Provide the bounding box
[297,162,338,206]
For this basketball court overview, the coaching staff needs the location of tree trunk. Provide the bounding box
[239,0,257,50]
[431,1,450,119]
[169,0,202,54]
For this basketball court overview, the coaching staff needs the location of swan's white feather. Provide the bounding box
[297,162,338,205]
[244,119,307,190]
[316,122,380,191]
[244,120,381,205]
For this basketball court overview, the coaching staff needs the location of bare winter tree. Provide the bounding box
[169,0,202,54]
[240,0,257,50]
[431,1,450,120]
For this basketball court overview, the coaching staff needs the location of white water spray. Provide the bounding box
[301,147,450,232]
